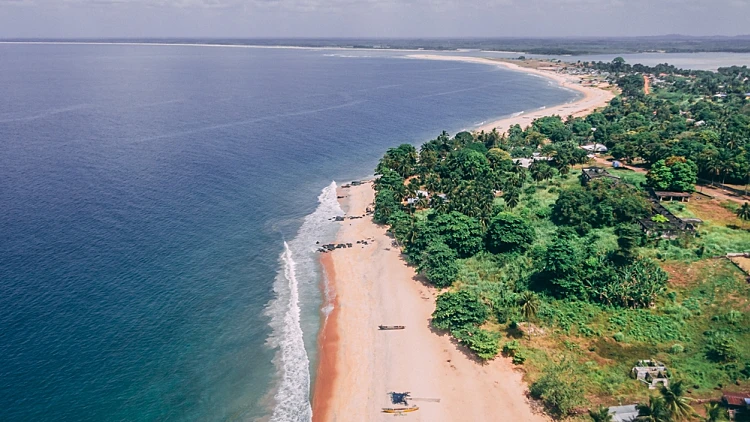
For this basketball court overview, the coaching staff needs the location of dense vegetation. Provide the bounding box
[372,58,750,420]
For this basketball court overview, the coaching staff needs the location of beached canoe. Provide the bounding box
[382,406,419,414]
[378,325,405,330]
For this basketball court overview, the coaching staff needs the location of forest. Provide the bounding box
[372,59,750,420]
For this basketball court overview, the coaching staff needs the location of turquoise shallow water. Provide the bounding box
[0,44,576,421]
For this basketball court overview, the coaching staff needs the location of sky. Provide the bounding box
[0,0,748,38]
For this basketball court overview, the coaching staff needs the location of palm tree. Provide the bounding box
[530,163,545,184]
[431,196,449,214]
[424,174,441,194]
[736,202,750,229]
[588,406,613,422]
[540,164,556,182]
[636,396,669,422]
[517,291,540,337]
[703,402,727,422]
[660,380,695,421]
[416,193,429,210]
[503,188,520,210]
[406,179,420,199]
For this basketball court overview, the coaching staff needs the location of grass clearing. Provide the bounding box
[455,175,750,413]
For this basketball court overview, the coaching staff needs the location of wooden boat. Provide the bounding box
[382,406,419,414]
[378,325,405,330]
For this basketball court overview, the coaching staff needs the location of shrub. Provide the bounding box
[432,211,484,258]
[485,212,536,254]
[418,242,459,288]
[502,340,520,357]
[529,364,585,418]
[432,290,488,331]
[670,344,685,354]
[454,326,499,361]
[705,331,739,363]
[512,352,527,365]
[613,332,625,342]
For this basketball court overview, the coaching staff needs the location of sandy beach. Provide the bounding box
[312,183,549,422]
[311,58,614,422]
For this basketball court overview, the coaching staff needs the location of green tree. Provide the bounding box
[432,290,488,331]
[636,396,670,422]
[418,242,459,288]
[589,406,613,422]
[442,148,491,182]
[453,326,499,361]
[529,362,585,418]
[374,168,406,198]
[432,211,484,258]
[517,291,540,336]
[705,331,739,363]
[485,212,535,253]
[659,380,695,421]
[703,402,728,422]
[736,202,750,229]
[646,157,698,192]
[615,223,644,262]
[646,160,675,191]
[373,189,401,224]
[376,144,418,178]
[502,187,521,209]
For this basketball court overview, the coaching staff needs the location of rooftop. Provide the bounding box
[609,404,638,422]
[723,392,750,407]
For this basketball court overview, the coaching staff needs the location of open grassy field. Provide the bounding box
[457,172,750,417]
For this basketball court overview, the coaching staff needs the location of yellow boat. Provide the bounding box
[382,406,419,414]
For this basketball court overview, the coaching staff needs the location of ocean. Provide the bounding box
[0,44,576,421]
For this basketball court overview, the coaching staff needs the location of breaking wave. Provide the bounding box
[265,182,344,421]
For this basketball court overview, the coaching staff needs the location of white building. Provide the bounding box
[581,143,608,153]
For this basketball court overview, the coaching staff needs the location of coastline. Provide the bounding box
[312,182,550,422]
[407,54,615,134]
[311,252,339,422]
[311,60,614,421]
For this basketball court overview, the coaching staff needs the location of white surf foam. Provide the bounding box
[265,182,344,422]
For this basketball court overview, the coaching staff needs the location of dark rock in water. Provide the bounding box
[316,241,320,244]
[346,243,353,248]
[334,216,345,222]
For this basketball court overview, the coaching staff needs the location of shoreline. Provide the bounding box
[311,252,340,422]
[407,54,615,134]
[312,181,551,421]
[311,61,614,421]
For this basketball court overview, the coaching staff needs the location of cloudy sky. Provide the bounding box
[0,0,748,38]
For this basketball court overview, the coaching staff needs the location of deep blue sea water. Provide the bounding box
[0,44,576,421]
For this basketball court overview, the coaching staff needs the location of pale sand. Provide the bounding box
[313,182,550,422]
[408,54,615,134]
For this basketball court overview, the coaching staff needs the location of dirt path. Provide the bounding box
[643,75,651,95]
[312,182,549,422]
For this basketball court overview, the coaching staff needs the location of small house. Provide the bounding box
[722,392,750,409]
[653,191,691,202]
[722,392,750,420]
[608,404,639,422]
[631,360,669,389]
[581,167,621,185]
[582,143,608,153]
